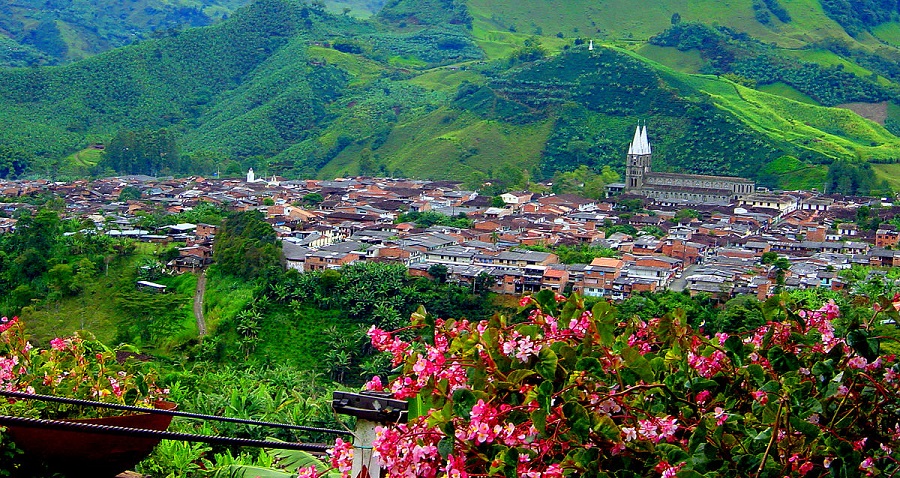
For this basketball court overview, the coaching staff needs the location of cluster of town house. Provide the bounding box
[2,170,900,302]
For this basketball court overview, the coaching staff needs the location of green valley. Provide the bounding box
[2,0,900,194]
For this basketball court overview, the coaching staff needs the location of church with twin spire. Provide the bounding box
[623,125,755,204]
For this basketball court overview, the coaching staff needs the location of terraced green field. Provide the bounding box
[631,47,900,162]
[320,109,553,180]
[873,163,900,191]
[758,83,820,106]
[635,44,704,74]
[761,155,828,190]
[467,0,853,47]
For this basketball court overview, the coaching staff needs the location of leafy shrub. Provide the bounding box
[349,291,900,477]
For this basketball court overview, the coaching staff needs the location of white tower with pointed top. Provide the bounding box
[589,40,594,51]
[247,168,255,183]
[625,124,652,190]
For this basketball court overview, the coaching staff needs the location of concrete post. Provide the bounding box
[350,419,382,478]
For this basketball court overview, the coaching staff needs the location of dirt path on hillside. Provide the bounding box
[194,272,208,336]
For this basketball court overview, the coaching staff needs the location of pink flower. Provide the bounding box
[328,437,354,477]
[445,454,468,478]
[695,390,711,405]
[751,390,768,405]
[296,466,318,478]
[713,407,727,426]
[655,461,684,478]
[364,376,384,392]
[519,296,533,307]
[49,338,67,351]
[798,462,814,476]
[107,377,123,398]
[0,316,17,333]
[847,356,868,370]
[859,457,876,476]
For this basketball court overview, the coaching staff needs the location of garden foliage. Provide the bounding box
[343,290,900,477]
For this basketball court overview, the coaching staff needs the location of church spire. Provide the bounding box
[641,124,651,155]
[628,124,642,155]
[629,124,651,155]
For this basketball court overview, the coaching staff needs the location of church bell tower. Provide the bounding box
[625,124,651,190]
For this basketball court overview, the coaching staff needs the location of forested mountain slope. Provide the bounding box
[2,0,900,194]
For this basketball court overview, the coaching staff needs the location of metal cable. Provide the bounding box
[0,390,348,436]
[0,415,331,452]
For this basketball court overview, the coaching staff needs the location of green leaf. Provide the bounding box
[575,357,601,373]
[688,421,707,454]
[811,359,834,381]
[531,408,548,434]
[437,437,454,459]
[268,446,331,473]
[506,369,536,385]
[657,443,690,463]
[593,414,620,441]
[536,348,559,380]
[675,470,704,478]
[723,336,745,363]
[563,401,592,440]
[621,346,655,382]
[766,346,799,373]
[534,289,558,311]
[214,465,297,478]
[789,416,821,439]
[452,388,477,419]
[538,380,554,412]
[490,447,519,478]
[847,329,880,361]
[689,378,718,392]
[592,301,617,346]
[747,363,766,386]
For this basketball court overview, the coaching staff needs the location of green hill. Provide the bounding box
[0,0,253,65]
[2,0,900,194]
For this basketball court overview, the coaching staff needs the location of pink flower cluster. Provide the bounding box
[453,399,539,447]
[372,418,443,478]
[501,331,543,362]
[636,416,679,443]
[347,293,900,478]
[687,348,728,378]
[327,437,353,477]
[456,399,500,444]
[49,337,69,351]
[367,325,411,366]
[296,466,318,478]
[0,316,18,334]
[368,323,471,399]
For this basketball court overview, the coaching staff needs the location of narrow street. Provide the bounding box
[669,264,700,293]
[194,272,207,336]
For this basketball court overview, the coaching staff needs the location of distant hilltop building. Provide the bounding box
[623,125,755,204]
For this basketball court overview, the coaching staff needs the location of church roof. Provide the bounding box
[646,171,754,183]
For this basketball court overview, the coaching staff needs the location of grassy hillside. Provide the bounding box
[644,51,900,162]
[0,0,252,65]
[466,0,854,47]
[3,0,900,193]
[0,0,385,66]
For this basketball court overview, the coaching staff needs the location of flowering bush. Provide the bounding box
[342,291,900,477]
[0,316,166,419]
